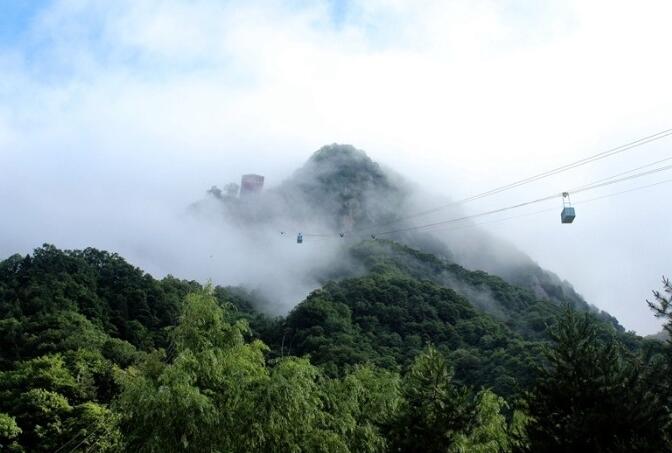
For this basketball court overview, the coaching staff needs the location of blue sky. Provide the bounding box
[0,1,46,45]
[0,0,353,45]
[0,0,358,85]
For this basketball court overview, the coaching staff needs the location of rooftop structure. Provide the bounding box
[240,174,264,197]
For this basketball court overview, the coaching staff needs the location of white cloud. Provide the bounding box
[1,0,671,333]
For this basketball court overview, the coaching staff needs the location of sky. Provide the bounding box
[0,0,671,334]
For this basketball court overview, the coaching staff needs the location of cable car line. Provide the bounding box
[346,162,672,238]
[345,128,672,234]
[64,426,104,453]
[568,155,672,191]
[567,163,672,194]
[289,129,672,241]
[292,163,672,241]
[454,128,672,203]
[53,428,92,453]
[373,194,560,236]
[572,177,672,206]
[298,176,672,241]
[418,177,672,235]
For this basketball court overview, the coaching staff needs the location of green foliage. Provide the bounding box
[0,350,123,451]
[101,337,143,368]
[115,351,222,452]
[16,388,71,450]
[0,245,190,451]
[388,346,476,452]
[454,391,528,453]
[1,354,79,400]
[347,240,622,340]
[59,402,122,452]
[252,357,331,453]
[172,286,249,353]
[322,365,402,453]
[648,276,672,338]
[283,144,405,231]
[524,308,671,452]
[0,412,22,451]
[281,273,542,397]
[116,289,334,452]
[1,244,668,452]
[0,244,199,359]
[116,290,494,453]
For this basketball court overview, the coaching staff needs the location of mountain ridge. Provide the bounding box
[200,143,614,323]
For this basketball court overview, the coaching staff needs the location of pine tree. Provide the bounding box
[647,276,672,338]
[389,346,477,453]
[524,308,670,453]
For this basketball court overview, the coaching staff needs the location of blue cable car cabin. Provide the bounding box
[561,192,576,224]
[297,233,303,244]
[561,206,576,223]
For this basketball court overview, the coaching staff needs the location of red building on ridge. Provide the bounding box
[240,174,264,197]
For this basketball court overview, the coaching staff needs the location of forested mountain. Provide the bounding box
[1,243,670,452]
[196,144,611,315]
[0,146,669,451]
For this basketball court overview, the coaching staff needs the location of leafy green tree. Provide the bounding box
[0,412,22,452]
[389,346,476,453]
[2,242,665,452]
[323,365,402,453]
[647,276,672,338]
[115,289,262,451]
[0,354,80,400]
[454,390,528,453]
[280,273,546,398]
[247,357,337,453]
[101,337,142,368]
[56,402,122,452]
[0,351,123,451]
[524,308,671,453]
[116,289,355,452]
[116,350,222,451]
[15,388,72,451]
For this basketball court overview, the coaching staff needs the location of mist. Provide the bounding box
[1,0,671,334]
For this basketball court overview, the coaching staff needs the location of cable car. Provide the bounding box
[297,233,303,244]
[561,192,576,224]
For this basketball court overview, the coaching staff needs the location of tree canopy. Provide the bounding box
[0,244,669,451]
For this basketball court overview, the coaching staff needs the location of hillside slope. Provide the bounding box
[1,244,665,452]
[262,240,641,397]
[197,144,605,317]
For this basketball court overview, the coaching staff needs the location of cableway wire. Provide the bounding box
[417,177,672,235]
[569,155,672,191]
[297,172,672,242]
[567,163,672,194]
[54,430,88,453]
[453,129,672,202]
[53,420,102,453]
[343,128,672,234]
[290,129,672,239]
[357,162,672,237]
[66,425,104,453]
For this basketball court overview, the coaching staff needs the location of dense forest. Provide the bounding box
[1,243,671,452]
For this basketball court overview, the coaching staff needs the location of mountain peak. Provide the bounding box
[308,143,370,165]
[303,144,384,182]
[287,144,402,230]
